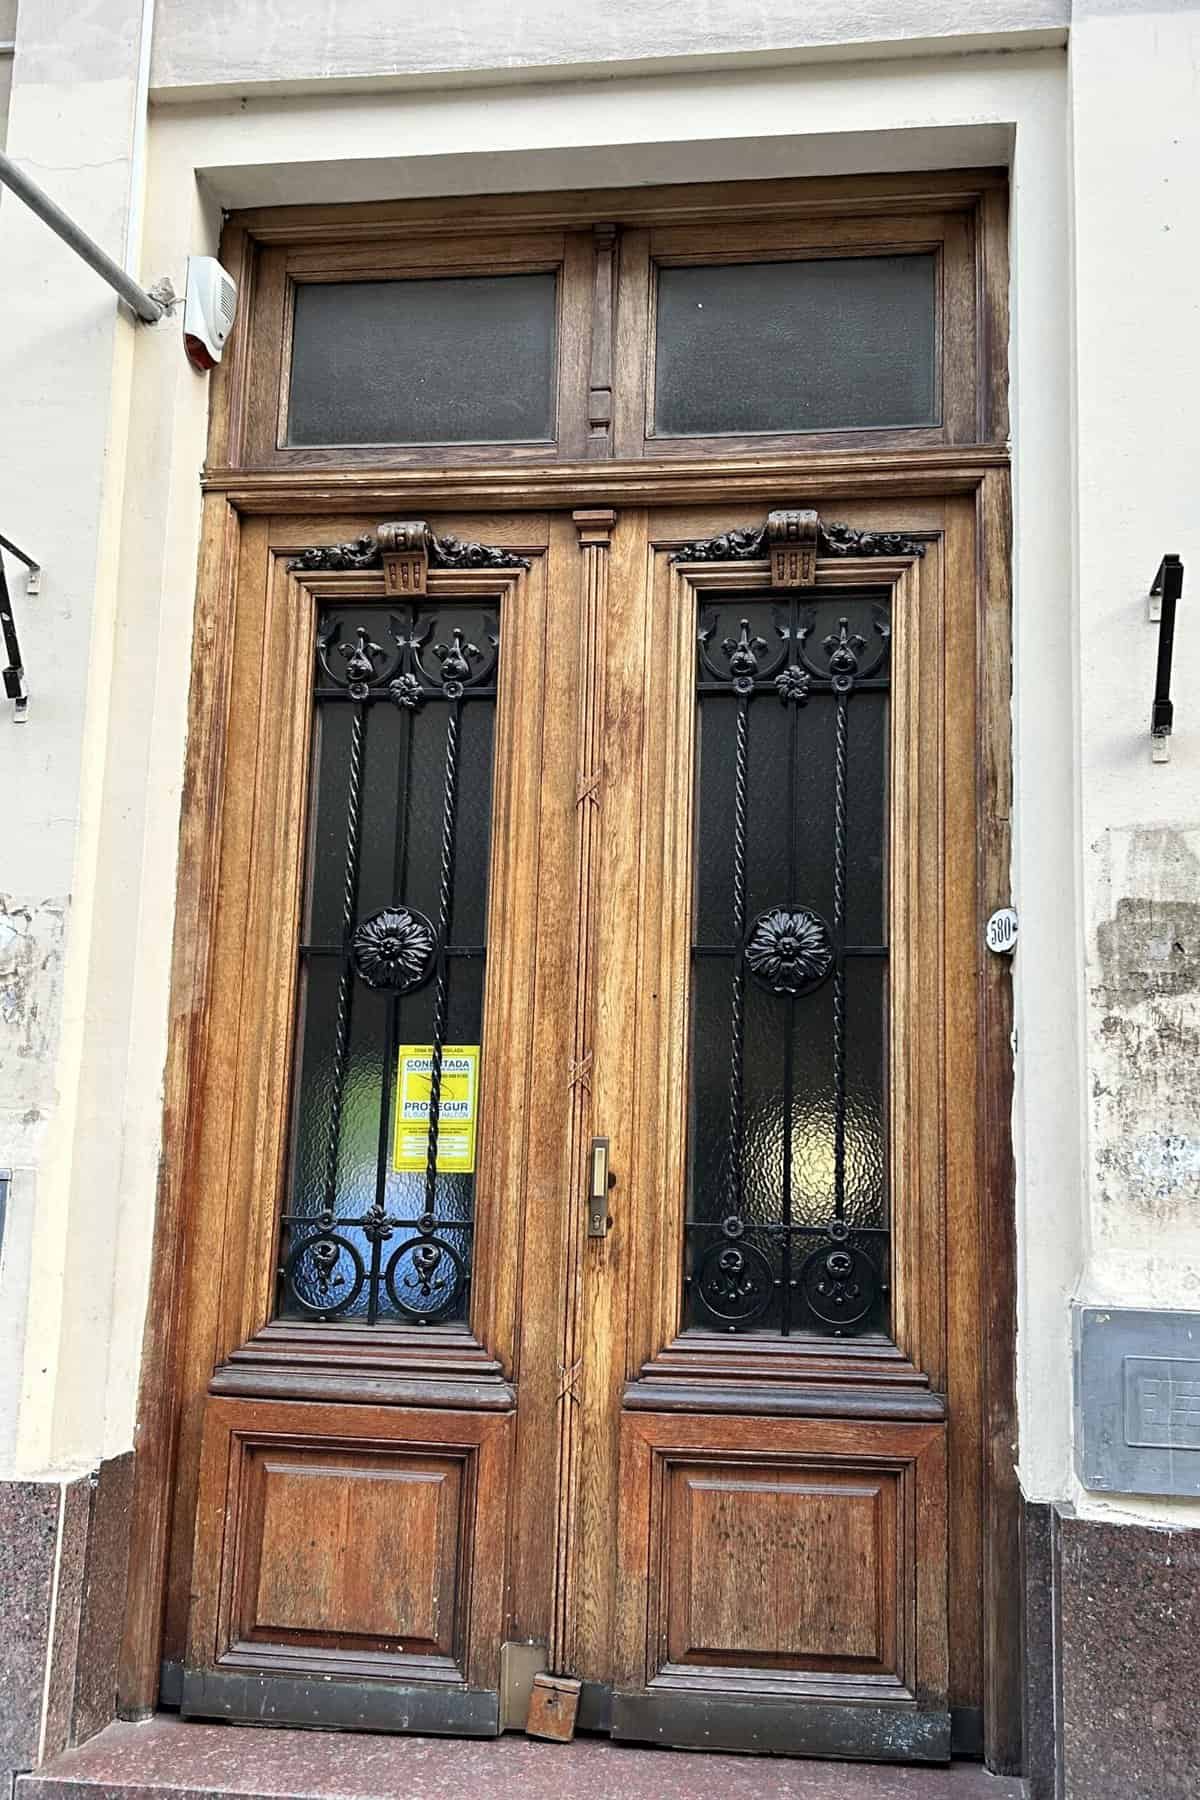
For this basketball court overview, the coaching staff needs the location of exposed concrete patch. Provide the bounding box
[1090,829,1200,1243]
[1096,896,1198,1008]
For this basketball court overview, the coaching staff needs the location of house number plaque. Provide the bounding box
[985,907,1019,954]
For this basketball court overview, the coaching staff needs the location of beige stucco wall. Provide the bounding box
[0,0,146,1474]
[0,0,15,143]
[0,0,1197,1539]
[148,0,1069,98]
[1071,4,1200,1330]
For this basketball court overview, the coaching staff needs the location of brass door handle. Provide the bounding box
[588,1137,612,1237]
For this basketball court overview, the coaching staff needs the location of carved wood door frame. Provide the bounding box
[119,168,1016,1776]
[123,472,1014,1766]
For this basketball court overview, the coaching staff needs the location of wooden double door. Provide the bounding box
[165,491,1011,1764]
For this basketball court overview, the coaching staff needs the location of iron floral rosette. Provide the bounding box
[351,906,437,992]
[745,905,834,996]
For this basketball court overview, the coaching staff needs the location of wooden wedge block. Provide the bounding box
[526,1673,582,1742]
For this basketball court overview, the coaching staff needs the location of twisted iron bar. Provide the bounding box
[321,701,366,1222]
[832,689,848,1222]
[423,701,461,1220]
[725,698,750,1220]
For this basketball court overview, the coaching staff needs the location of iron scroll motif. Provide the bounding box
[696,1237,774,1327]
[316,608,499,711]
[291,525,530,574]
[673,515,925,565]
[799,1241,879,1329]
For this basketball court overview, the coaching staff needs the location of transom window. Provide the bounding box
[233,181,994,468]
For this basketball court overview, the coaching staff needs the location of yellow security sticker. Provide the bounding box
[393,1044,480,1175]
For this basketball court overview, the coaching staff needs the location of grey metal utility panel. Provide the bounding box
[1075,1304,1200,1498]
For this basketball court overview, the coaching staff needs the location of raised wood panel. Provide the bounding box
[247,1453,456,1649]
[616,1410,947,1716]
[670,1468,893,1668]
[185,1397,511,1698]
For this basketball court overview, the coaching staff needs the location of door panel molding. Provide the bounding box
[202,445,1010,515]
[185,1398,511,1700]
[613,1411,949,1761]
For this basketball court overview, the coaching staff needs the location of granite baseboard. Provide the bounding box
[1021,1501,1059,1800]
[1021,1499,1200,1800]
[71,1455,133,1745]
[0,1479,67,1789]
[1057,1510,1200,1800]
[0,1454,133,1798]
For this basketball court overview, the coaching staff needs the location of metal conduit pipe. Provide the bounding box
[0,149,164,323]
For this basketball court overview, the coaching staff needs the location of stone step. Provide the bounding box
[20,1717,1028,1800]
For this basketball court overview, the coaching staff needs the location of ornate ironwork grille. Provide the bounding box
[278,597,499,1325]
[685,587,891,1336]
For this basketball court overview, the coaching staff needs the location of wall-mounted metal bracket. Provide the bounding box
[0,532,41,721]
[1149,553,1183,763]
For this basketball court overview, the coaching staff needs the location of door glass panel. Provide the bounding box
[279,597,499,1325]
[686,587,891,1337]
[654,254,936,437]
[287,272,558,446]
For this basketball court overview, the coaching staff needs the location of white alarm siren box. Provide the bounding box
[184,256,238,370]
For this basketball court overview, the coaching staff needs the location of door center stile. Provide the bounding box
[552,508,617,1674]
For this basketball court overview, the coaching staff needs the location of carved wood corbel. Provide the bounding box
[376,520,430,595]
[766,508,820,587]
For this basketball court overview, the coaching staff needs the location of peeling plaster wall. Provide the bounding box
[1089,827,1200,1293]
[0,895,66,1463]
[0,895,67,1157]
[1093,828,1200,1219]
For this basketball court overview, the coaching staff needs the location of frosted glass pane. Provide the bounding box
[654,254,936,437]
[288,273,557,446]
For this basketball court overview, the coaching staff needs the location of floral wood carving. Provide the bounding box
[293,534,380,572]
[291,522,529,574]
[673,513,925,566]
